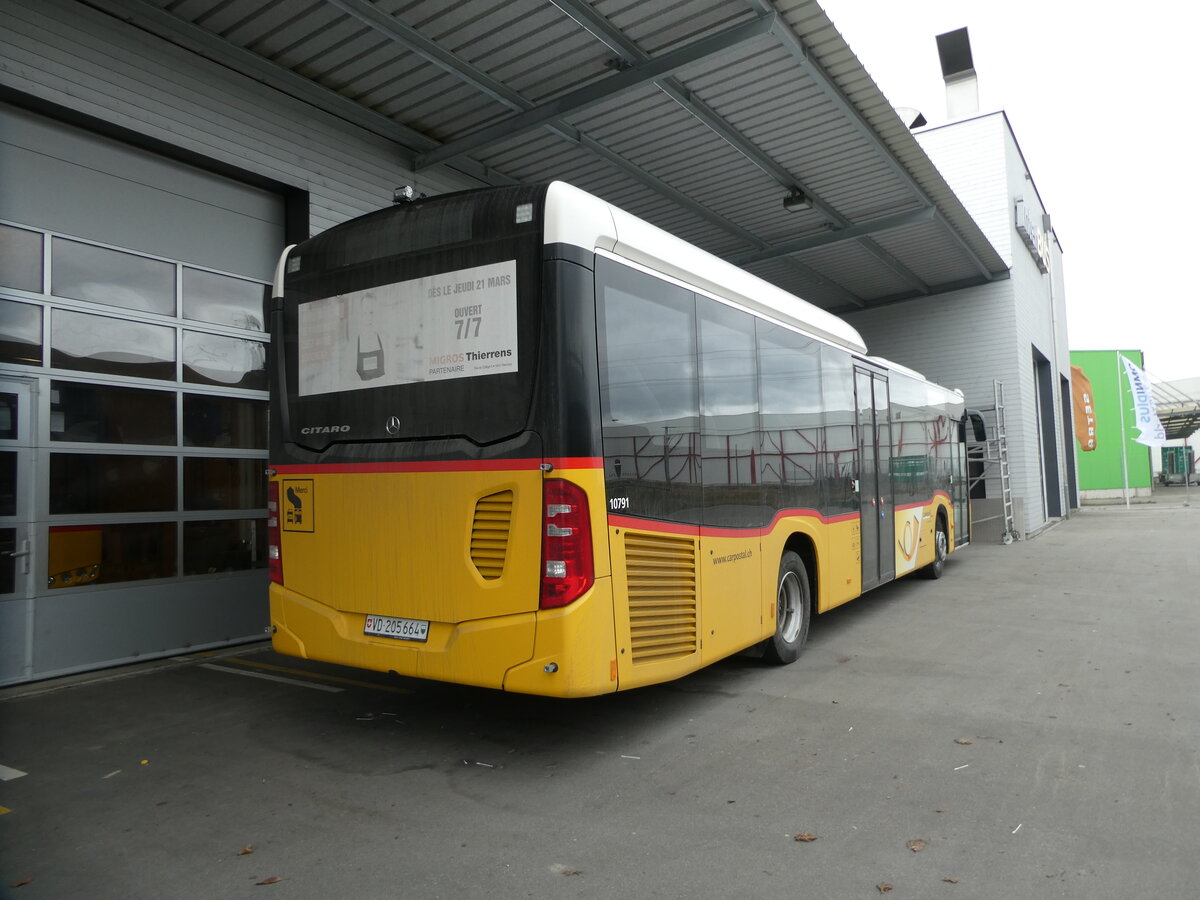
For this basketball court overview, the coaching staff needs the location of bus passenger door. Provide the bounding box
[855,368,894,591]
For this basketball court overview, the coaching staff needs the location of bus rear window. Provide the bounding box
[282,251,540,449]
[296,260,518,396]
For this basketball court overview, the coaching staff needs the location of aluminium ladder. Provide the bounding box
[965,380,1017,543]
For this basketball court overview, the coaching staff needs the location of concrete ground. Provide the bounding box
[1,493,1196,899]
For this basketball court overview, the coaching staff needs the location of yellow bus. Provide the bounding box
[265,182,970,697]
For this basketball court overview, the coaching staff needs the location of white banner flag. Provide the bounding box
[1120,355,1167,446]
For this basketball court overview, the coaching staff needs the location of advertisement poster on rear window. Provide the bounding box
[297,260,517,396]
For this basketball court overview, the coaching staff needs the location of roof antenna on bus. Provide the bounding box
[393,185,425,204]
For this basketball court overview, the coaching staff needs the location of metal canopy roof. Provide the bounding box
[1158,408,1200,442]
[93,0,1010,315]
[1153,382,1200,442]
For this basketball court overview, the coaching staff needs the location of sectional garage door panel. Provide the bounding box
[0,104,283,684]
[1,104,284,281]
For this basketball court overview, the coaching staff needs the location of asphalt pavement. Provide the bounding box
[1,488,1197,899]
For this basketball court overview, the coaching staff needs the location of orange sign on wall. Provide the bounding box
[1071,365,1097,451]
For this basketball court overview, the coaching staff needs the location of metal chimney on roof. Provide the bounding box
[936,27,978,119]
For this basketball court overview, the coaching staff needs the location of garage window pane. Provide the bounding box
[51,381,176,444]
[51,309,175,380]
[0,299,44,366]
[184,457,265,510]
[183,394,266,448]
[0,453,15,517]
[50,453,176,514]
[0,224,43,293]
[0,527,16,593]
[182,331,266,389]
[48,522,176,588]
[183,268,264,331]
[51,238,175,315]
[183,519,265,574]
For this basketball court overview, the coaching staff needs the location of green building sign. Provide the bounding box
[1069,349,1153,494]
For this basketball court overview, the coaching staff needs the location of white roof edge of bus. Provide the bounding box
[868,355,965,401]
[866,355,926,382]
[543,181,868,355]
[273,244,297,298]
[544,181,619,256]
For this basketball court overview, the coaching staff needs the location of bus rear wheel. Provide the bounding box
[764,550,811,665]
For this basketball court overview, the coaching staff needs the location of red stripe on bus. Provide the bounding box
[608,507,859,538]
[546,457,604,470]
[270,456,602,475]
[606,494,949,539]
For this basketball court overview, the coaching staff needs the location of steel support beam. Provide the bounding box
[82,0,517,186]
[730,207,938,266]
[551,0,931,294]
[322,0,858,304]
[414,13,777,170]
[325,0,526,110]
[550,0,841,222]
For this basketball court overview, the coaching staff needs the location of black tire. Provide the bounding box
[763,550,811,665]
[923,514,948,580]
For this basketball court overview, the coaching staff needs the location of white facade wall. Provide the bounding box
[920,115,1013,263]
[847,112,1073,537]
[0,0,481,243]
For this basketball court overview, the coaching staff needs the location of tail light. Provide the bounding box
[267,480,283,584]
[540,479,593,609]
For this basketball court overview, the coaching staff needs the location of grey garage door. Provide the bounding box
[0,103,285,683]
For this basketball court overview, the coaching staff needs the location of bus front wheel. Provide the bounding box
[923,515,948,579]
[764,551,811,664]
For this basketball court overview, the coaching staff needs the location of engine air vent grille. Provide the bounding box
[470,490,513,580]
[624,531,698,664]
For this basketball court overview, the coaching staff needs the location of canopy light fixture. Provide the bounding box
[393,185,425,203]
[782,188,810,212]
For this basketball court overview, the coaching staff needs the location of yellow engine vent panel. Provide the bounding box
[624,531,697,664]
[470,490,514,580]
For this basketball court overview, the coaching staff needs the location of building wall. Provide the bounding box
[998,119,1071,525]
[919,115,1013,263]
[1069,349,1154,496]
[847,112,1073,537]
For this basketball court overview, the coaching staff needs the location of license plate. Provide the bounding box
[364,614,429,643]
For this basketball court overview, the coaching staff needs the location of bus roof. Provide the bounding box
[543,181,868,355]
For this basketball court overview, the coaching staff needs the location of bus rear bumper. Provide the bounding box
[269,584,536,690]
[502,577,617,698]
[269,578,619,696]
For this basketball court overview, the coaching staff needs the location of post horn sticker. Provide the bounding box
[281,479,315,533]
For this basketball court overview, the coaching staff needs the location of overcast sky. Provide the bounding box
[817,0,1197,384]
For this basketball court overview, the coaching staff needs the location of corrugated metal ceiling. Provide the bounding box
[93,0,1009,313]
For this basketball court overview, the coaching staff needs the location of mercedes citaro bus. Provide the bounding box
[265,182,970,697]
